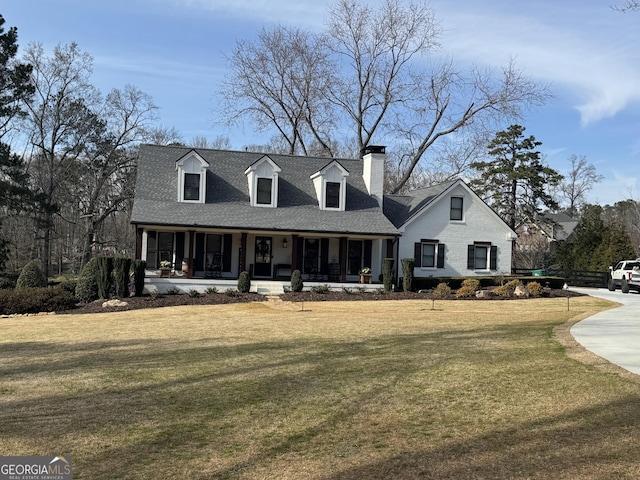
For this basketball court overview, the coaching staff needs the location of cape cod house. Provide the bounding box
[131,144,516,292]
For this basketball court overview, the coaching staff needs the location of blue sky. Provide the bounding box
[3,0,639,206]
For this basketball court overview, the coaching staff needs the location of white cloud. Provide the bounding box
[431,0,640,126]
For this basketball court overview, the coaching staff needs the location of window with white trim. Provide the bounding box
[245,155,280,208]
[310,161,349,211]
[176,151,208,203]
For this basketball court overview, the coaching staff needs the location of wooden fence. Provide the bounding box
[512,268,609,288]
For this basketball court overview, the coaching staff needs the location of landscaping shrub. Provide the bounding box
[133,260,146,296]
[493,279,523,297]
[75,258,100,303]
[188,289,200,298]
[96,257,114,299]
[526,281,544,297]
[0,277,15,290]
[456,278,481,298]
[384,258,395,292]
[16,260,47,289]
[205,286,218,294]
[237,271,251,293]
[400,258,413,292]
[113,257,132,298]
[291,269,303,292]
[0,287,77,315]
[58,280,77,294]
[311,284,330,294]
[432,282,452,298]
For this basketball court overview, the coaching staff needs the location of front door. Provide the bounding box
[254,236,272,277]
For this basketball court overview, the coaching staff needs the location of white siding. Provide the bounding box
[398,183,514,277]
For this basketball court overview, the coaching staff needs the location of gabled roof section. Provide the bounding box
[175,149,209,169]
[383,180,457,228]
[384,178,516,237]
[243,154,281,175]
[310,159,349,179]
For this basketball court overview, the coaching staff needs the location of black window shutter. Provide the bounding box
[490,245,497,270]
[437,244,445,268]
[222,234,232,272]
[364,240,372,269]
[467,245,475,269]
[320,238,329,274]
[414,243,422,267]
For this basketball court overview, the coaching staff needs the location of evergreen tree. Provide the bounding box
[0,14,35,270]
[470,125,563,229]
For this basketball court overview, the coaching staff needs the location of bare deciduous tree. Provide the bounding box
[218,0,550,194]
[612,0,640,11]
[219,26,336,156]
[559,154,604,217]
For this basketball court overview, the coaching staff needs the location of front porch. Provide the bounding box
[144,277,385,296]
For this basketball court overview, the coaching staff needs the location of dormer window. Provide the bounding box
[257,178,273,205]
[245,155,281,208]
[311,161,349,211]
[184,173,201,200]
[176,150,208,203]
[326,182,341,208]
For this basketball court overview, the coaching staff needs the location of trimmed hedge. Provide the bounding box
[412,275,566,291]
[237,271,250,293]
[291,269,303,292]
[0,287,78,315]
[76,258,101,303]
[133,260,146,297]
[113,257,132,298]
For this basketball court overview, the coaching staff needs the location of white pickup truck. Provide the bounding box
[608,259,640,293]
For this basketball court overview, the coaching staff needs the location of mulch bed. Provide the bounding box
[64,288,584,315]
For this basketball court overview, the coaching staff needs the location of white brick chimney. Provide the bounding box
[361,145,386,208]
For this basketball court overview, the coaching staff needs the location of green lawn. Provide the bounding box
[1,296,639,479]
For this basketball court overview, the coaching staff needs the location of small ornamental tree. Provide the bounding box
[401,258,414,292]
[133,260,146,297]
[76,257,100,303]
[113,257,132,298]
[383,258,395,292]
[16,260,47,289]
[238,271,251,293]
[96,256,114,299]
[291,269,303,292]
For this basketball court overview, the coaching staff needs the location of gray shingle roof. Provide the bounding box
[131,145,399,236]
[383,180,457,228]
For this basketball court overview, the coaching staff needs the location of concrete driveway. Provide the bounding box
[570,287,640,375]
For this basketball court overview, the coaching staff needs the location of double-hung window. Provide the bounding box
[257,177,273,205]
[184,173,201,201]
[414,240,445,269]
[450,196,463,221]
[467,242,497,271]
[326,182,341,209]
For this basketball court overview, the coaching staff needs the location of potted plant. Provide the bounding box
[159,260,172,278]
[359,267,372,284]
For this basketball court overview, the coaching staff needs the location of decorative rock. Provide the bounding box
[475,290,494,299]
[102,299,129,308]
[514,285,529,298]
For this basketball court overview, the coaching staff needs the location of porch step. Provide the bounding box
[251,281,286,295]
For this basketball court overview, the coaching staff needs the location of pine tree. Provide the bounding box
[470,125,563,229]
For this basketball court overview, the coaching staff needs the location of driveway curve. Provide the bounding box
[570,287,640,375]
